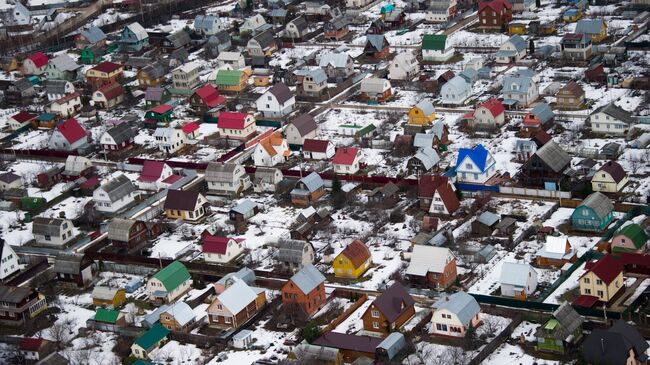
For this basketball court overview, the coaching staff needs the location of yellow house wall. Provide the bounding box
[165,209,187,220]
[407,107,435,125]
[579,271,623,302]
[333,255,370,279]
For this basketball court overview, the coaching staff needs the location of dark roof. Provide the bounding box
[371,282,414,323]
[582,254,622,285]
[583,321,649,364]
[598,161,626,183]
[290,16,308,32]
[164,189,201,211]
[106,122,136,145]
[339,240,371,269]
[290,114,317,136]
[165,30,191,48]
[0,285,33,304]
[53,252,88,275]
[140,63,167,80]
[314,332,382,354]
[13,78,33,92]
[303,139,330,153]
[100,174,136,202]
[0,172,21,184]
[267,83,293,104]
[252,30,275,49]
[145,87,167,102]
[560,80,584,97]
[45,79,70,95]
[593,103,636,124]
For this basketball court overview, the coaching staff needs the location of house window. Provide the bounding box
[371,310,380,318]
[596,279,602,285]
[224,316,232,323]
[597,290,604,297]
[585,288,591,294]
[372,321,379,329]
[584,278,590,284]
[436,323,448,331]
[217,304,222,310]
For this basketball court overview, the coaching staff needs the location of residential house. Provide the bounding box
[162,30,190,54]
[0,286,47,326]
[119,22,149,53]
[153,127,187,155]
[285,16,310,40]
[455,144,496,184]
[10,3,31,26]
[53,252,94,287]
[291,172,325,205]
[229,200,259,229]
[204,32,232,58]
[560,33,592,62]
[275,239,315,272]
[214,112,255,142]
[495,35,526,64]
[0,56,17,72]
[44,79,75,102]
[319,51,354,80]
[207,278,266,329]
[333,240,372,279]
[172,62,201,95]
[407,99,436,126]
[47,118,90,152]
[364,34,390,60]
[281,264,326,317]
[79,44,106,64]
[575,18,607,43]
[45,54,80,81]
[108,218,156,252]
[92,286,126,308]
[368,182,400,208]
[0,172,22,192]
[75,26,106,49]
[303,139,335,160]
[472,211,500,236]
[253,167,284,193]
[240,14,268,35]
[536,236,577,268]
[137,63,167,88]
[556,80,585,110]
[286,114,318,147]
[520,102,554,136]
[576,254,623,306]
[426,0,458,22]
[520,140,571,187]
[163,190,208,222]
[93,82,125,110]
[407,147,440,176]
[49,92,82,118]
[591,161,628,193]
[347,0,374,8]
[571,192,614,232]
[4,78,36,105]
[590,103,635,136]
[216,51,246,69]
[100,122,136,153]
[7,111,37,131]
[213,69,248,92]
[440,76,471,105]
[535,302,583,354]
[360,78,392,102]
[253,131,290,167]
[256,83,295,118]
[296,68,328,99]
[131,323,169,359]
[313,332,382,362]
[93,174,138,214]
[145,87,171,108]
[18,338,54,363]
[205,162,251,196]
[431,291,481,337]
[502,71,539,107]
[611,224,648,254]
[422,34,454,62]
[203,236,245,264]
[499,262,538,299]
[333,147,361,174]
[406,245,457,289]
[389,52,420,80]
[478,0,512,30]
[324,16,349,40]
[361,282,415,336]
[22,52,48,76]
[85,61,124,90]
[158,301,196,332]
[467,97,505,130]
[247,30,276,57]
[137,161,174,191]
[190,84,226,115]
[146,261,192,304]
[0,240,20,281]
[194,15,225,36]
[418,174,460,216]
[582,320,649,365]
[62,155,93,180]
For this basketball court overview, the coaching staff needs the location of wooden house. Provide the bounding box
[91,286,126,308]
[520,141,571,187]
[361,282,415,337]
[164,190,208,222]
[477,0,512,30]
[591,161,628,193]
[131,323,169,359]
[160,301,196,332]
[53,252,95,288]
[0,286,47,327]
[85,62,124,90]
[368,182,400,208]
[332,240,372,279]
[108,218,158,252]
[406,245,457,289]
[146,261,192,304]
[290,172,325,205]
[535,302,583,354]
[536,236,577,268]
[207,279,266,329]
[364,34,390,60]
[571,192,614,232]
[556,80,585,110]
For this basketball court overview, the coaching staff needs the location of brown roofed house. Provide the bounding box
[361,282,415,337]
[418,174,460,216]
[333,240,372,279]
[556,80,585,110]
[163,189,208,222]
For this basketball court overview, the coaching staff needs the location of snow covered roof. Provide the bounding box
[499,262,535,287]
[126,22,148,41]
[216,279,261,315]
[289,264,325,294]
[319,51,350,68]
[433,291,480,326]
[406,245,455,276]
[162,301,195,326]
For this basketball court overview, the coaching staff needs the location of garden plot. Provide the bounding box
[481,343,560,365]
[332,299,373,334]
[151,340,205,365]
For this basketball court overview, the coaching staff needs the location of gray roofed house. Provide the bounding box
[575,19,605,38]
[49,54,81,72]
[366,34,388,52]
[292,342,340,363]
[98,174,137,204]
[580,192,614,220]
[31,219,60,238]
[415,99,435,117]
[52,252,90,276]
[205,162,238,183]
[104,122,137,146]
[287,16,308,35]
[79,26,106,45]
[413,133,435,149]
[409,147,440,174]
[297,172,325,193]
[376,332,406,361]
[45,80,73,96]
[216,267,256,289]
[535,301,583,346]
[248,30,276,56]
[433,291,480,326]
[535,140,571,173]
[32,217,75,247]
[107,218,140,243]
[143,304,169,327]
[13,78,34,93]
[275,239,315,271]
[476,211,499,227]
[592,103,636,125]
[0,285,36,306]
[531,102,555,124]
[289,264,325,294]
[205,32,232,57]
[140,62,167,81]
[93,174,138,214]
[230,199,257,215]
[145,87,169,105]
[165,30,191,50]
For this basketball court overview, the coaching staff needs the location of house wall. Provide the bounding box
[334,160,360,175]
[362,303,415,337]
[579,271,623,302]
[204,241,245,264]
[456,155,496,184]
[218,122,256,140]
[0,245,19,280]
[611,234,646,253]
[571,206,613,231]
[426,259,457,289]
[332,255,370,279]
[94,188,136,214]
[591,171,628,193]
[431,308,480,337]
[422,48,454,62]
[147,277,192,303]
[591,112,628,135]
[282,281,325,316]
[408,107,434,125]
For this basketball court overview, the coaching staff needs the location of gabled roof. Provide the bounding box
[10,110,37,123]
[251,29,275,49]
[216,279,260,314]
[12,78,33,92]
[164,190,202,211]
[531,102,555,124]
[422,34,447,51]
[26,52,48,68]
[288,16,308,32]
[45,79,71,95]
[314,332,382,354]
[165,30,190,48]
[289,264,325,294]
[371,282,414,322]
[194,84,226,108]
[360,77,391,93]
[456,144,491,172]
[19,337,46,352]
[614,224,648,249]
[500,262,535,287]
[125,22,148,41]
[592,103,635,125]
[303,139,330,153]
[0,285,34,304]
[162,301,194,326]
[413,99,435,116]
[194,14,221,32]
[145,86,167,102]
[205,162,240,182]
[80,26,106,44]
[505,35,526,52]
[49,54,80,72]
[579,192,614,220]
[290,114,318,137]
[92,286,120,301]
[258,131,287,158]
[536,301,583,340]
[134,323,169,352]
[91,61,122,74]
[266,83,293,104]
[108,218,139,242]
[477,211,499,226]
[478,0,512,13]
[152,261,191,292]
[337,240,371,269]
[333,147,359,165]
[139,161,168,182]
[560,80,584,97]
[433,291,480,326]
[98,174,136,202]
[203,235,241,254]
[476,98,504,118]
[583,320,649,364]
[406,245,455,276]
[55,118,88,144]
[534,140,571,173]
[412,147,440,170]
[297,172,324,192]
[140,62,167,80]
[583,254,623,285]
[319,52,350,68]
[217,112,250,129]
[0,172,21,184]
[597,161,626,183]
[365,34,388,51]
[575,19,605,35]
[215,69,243,86]
[231,199,257,215]
[97,82,124,100]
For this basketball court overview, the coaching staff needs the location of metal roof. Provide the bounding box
[92,286,120,301]
[499,262,535,287]
[162,301,195,326]
[108,218,138,242]
[231,199,257,215]
[319,52,350,68]
[216,279,260,315]
[53,252,86,275]
[205,162,240,182]
[414,99,435,117]
[592,103,636,124]
[535,141,571,173]
[477,211,500,226]
[49,54,80,72]
[406,245,455,276]
[32,217,67,236]
[433,291,480,326]
[580,192,614,219]
[531,102,555,124]
[290,264,325,294]
[276,239,311,264]
[98,174,136,203]
[105,123,136,145]
[412,147,440,170]
[298,172,324,192]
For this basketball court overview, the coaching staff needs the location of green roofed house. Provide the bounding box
[94,308,126,326]
[570,192,614,232]
[80,45,106,65]
[422,34,454,62]
[611,223,648,254]
[535,302,583,354]
[146,261,192,304]
[212,69,248,92]
[131,323,170,360]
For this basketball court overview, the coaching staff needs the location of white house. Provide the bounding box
[431,291,481,338]
[253,167,284,193]
[0,241,20,281]
[468,98,506,129]
[216,52,246,69]
[0,172,23,191]
[499,262,538,299]
[284,16,310,40]
[48,118,90,152]
[12,3,31,25]
[22,52,48,76]
[194,15,226,36]
[495,35,527,64]
[153,127,187,155]
[253,131,289,167]
[217,112,256,141]
[303,139,335,160]
[100,123,136,152]
[205,162,251,196]
[440,76,471,105]
[256,83,295,118]
[454,144,496,184]
[203,236,245,264]
[7,111,37,131]
[388,52,420,81]
[49,93,82,118]
[285,114,318,146]
[332,147,361,174]
[590,103,636,136]
[137,161,174,191]
[146,261,192,304]
[32,217,75,247]
[240,14,267,35]
[93,174,138,214]
[45,80,75,102]
[172,62,201,93]
[422,34,454,62]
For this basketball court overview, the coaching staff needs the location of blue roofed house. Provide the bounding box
[291,172,325,205]
[571,192,614,232]
[407,147,440,176]
[119,22,149,53]
[455,144,496,184]
[194,15,226,36]
[502,70,539,107]
[75,26,106,50]
[431,291,481,338]
[440,75,471,105]
[496,35,527,64]
[575,18,607,43]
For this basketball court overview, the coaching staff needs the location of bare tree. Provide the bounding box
[47,317,78,350]
[445,346,471,365]
[67,349,92,365]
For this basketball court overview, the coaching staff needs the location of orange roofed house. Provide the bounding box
[332,239,372,279]
[253,131,290,167]
[362,282,415,337]
[281,264,326,318]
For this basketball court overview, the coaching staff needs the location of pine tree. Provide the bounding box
[301,321,321,343]
[464,322,478,350]
[332,174,342,194]
[529,39,536,55]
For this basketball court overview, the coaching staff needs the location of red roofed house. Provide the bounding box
[467,98,505,130]
[575,254,624,307]
[302,139,335,160]
[49,92,82,118]
[22,52,49,76]
[137,160,174,191]
[48,118,90,152]
[190,84,226,115]
[333,147,361,174]
[19,337,54,363]
[93,82,125,110]
[202,236,245,264]
[144,104,174,128]
[418,174,460,216]
[478,0,512,30]
[8,111,37,131]
[182,121,200,140]
[217,112,256,141]
[85,61,124,90]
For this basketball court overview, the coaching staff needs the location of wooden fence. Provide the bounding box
[322,294,368,333]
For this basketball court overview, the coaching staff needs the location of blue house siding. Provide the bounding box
[571,206,613,231]
[120,27,149,53]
